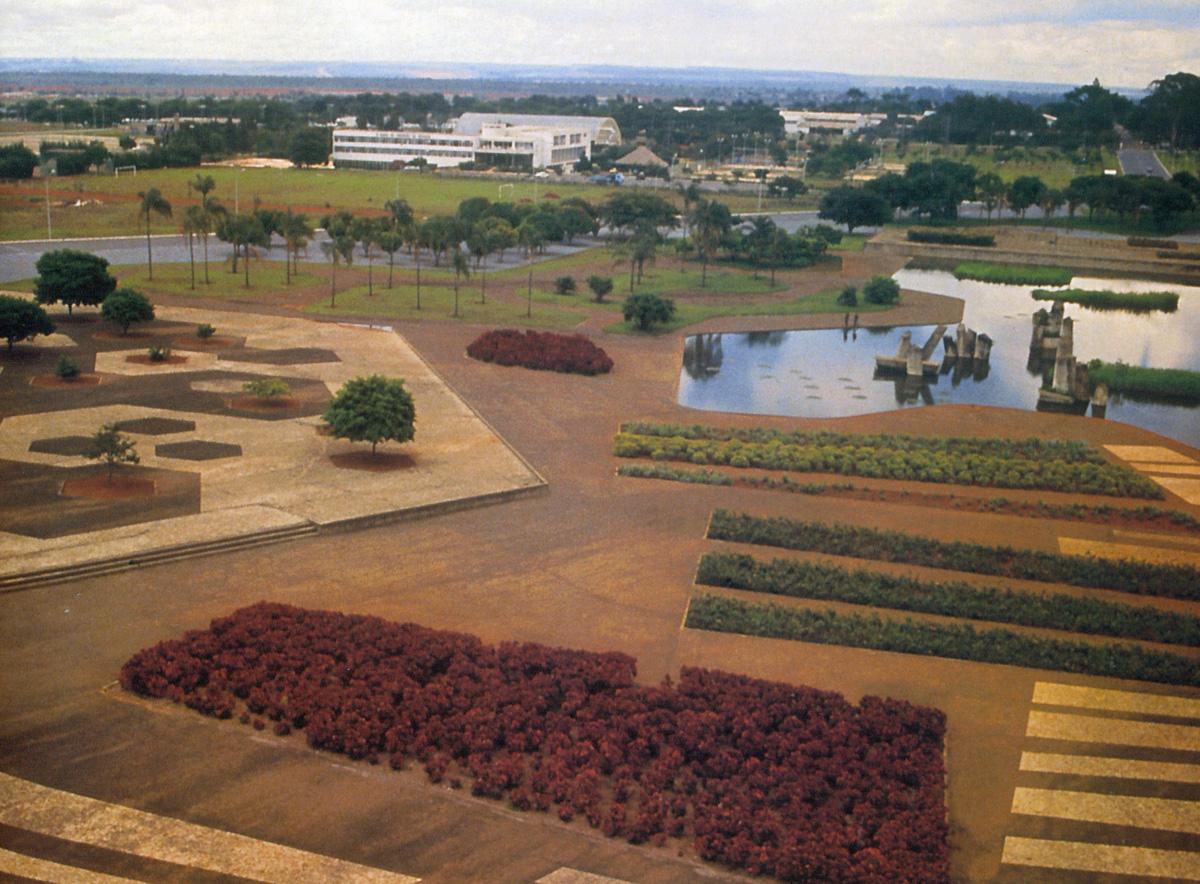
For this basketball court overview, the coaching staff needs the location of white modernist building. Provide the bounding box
[780,110,887,136]
[452,113,622,146]
[333,120,600,171]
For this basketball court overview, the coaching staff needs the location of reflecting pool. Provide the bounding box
[678,269,1200,446]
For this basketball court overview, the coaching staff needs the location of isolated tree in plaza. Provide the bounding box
[0,294,55,352]
[137,187,172,280]
[86,424,139,483]
[33,249,116,315]
[622,292,676,331]
[818,187,891,234]
[100,288,154,335]
[323,375,416,454]
[288,127,331,167]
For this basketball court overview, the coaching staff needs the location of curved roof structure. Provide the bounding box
[453,113,622,145]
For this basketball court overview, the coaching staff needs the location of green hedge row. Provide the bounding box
[685,595,1200,688]
[1032,288,1179,312]
[1087,361,1200,405]
[706,510,1200,599]
[613,433,1162,499]
[619,422,1108,464]
[908,229,996,247]
[1128,236,1178,250]
[616,463,733,485]
[696,552,1200,647]
[953,262,1073,286]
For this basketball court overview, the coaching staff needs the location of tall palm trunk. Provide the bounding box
[145,216,154,280]
[187,230,195,289]
[202,233,211,284]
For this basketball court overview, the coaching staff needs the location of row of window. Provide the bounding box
[334,147,473,158]
[334,135,474,148]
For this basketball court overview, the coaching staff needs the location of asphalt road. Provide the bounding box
[1118,146,1170,179]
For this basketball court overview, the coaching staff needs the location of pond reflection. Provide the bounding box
[677,269,1200,446]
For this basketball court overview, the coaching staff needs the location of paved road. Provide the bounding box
[1118,146,1170,179]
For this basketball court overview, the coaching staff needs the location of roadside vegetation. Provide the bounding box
[1087,361,1200,404]
[1032,288,1179,312]
[952,262,1073,286]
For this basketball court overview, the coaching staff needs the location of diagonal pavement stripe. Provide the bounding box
[1002,836,1200,880]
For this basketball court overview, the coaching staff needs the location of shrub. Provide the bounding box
[907,229,996,247]
[862,276,901,305]
[243,377,291,399]
[696,552,1200,647]
[554,276,577,295]
[101,288,154,334]
[836,285,858,307]
[147,345,171,362]
[587,275,614,303]
[706,510,1200,599]
[467,329,613,375]
[55,354,81,378]
[0,295,55,352]
[120,602,950,881]
[87,424,139,482]
[197,323,216,339]
[687,595,1200,688]
[622,293,675,331]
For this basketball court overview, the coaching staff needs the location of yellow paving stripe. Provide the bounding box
[0,848,138,883]
[1113,529,1200,549]
[0,773,418,883]
[1150,477,1200,506]
[1057,536,1200,566]
[1020,752,1200,784]
[1104,445,1197,465]
[1011,787,1200,834]
[1033,682,1200,720]
[1026,710,1200,751]
[1130,463,1200,477]
[1002,836,1200,880]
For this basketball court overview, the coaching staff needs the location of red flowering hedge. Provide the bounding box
[466,329,613,375]
[120,603,948,882]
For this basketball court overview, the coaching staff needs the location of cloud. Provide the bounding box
[1,0,1196,87]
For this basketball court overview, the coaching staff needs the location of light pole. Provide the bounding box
[41,159,56,240]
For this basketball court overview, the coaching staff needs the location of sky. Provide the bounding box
[3,1,1198,88]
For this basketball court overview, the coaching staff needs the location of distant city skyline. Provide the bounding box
[3,1,1197,90]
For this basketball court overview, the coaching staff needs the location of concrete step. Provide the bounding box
[0,523,319,592]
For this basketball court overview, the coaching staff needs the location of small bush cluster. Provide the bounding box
[120,603,949,881]
[613,426,1161,499]
[706,510,1200,599]
[1031,289,1179,312]
[467,329,613,375]
[197,323,216,339]
[55,355,81,378]
[1087,360,1200,405]
[953,262,1073,286]
[147,345,171,362]
[686,595,1200,688]
[697,552,1200,647]
[554,276,577,295]
[907,229,995,247]
[616,463,733,485]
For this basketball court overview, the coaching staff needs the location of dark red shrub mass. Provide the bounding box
[120,603,948,882]
[466,329,614,375]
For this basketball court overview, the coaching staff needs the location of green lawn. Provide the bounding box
[304,282,588,329]
[114,262,324,299]
[605,287,884,334]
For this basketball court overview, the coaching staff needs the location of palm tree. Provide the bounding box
[322,235,355,308]
[451,251,470,318]
[182,205,207,290]
[353,217,380,297]
[191,174,216,205]
[690,199,733,287]
[137,188,172,280]
[375,228,405,289]
[197,197,224,285]
[467,223,492,304]
[281,210,313,285]
[517,221,545,318]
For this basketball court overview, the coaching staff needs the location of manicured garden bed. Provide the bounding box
[613,425,1161,499]
[1031,288,1179,312]
[707,510,1200,599]
[697,552,1200,647]
[467,328,613,375]
[120,603,949,882]
[907,229,995,247]
[952,262,1072,286]
[686,595,1200,688]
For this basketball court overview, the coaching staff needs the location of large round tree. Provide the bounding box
[323,375,416,454]
[34,250,117,315]
[0,294,55,351]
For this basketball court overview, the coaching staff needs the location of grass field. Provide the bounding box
[0,166,798,241]
[114,262,326,300]
[877,143,1115,189]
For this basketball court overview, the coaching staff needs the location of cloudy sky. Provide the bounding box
[4,1,1197,87]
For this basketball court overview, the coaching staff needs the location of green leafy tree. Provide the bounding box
[137,187,172,280]
[323,375,416,454]
[33,250,116,315]
[587,275,614,303]
[100,288,154,334]
[1007,176,1047,219]
[0,294,55,351]
[87,424,139,483]
[976,172,1006,220]
[863,276,901,305]
[288,127,331,167]
[837,286,858,307]
[281,210,313,285]
[1134,72,1200,150]
[217,214,270,287]
[0,143,38,179]
[818,186,892,234]
[623,292,676,330]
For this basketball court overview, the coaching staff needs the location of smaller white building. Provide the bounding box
[780,110,887,137]
[332,122,591,171]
